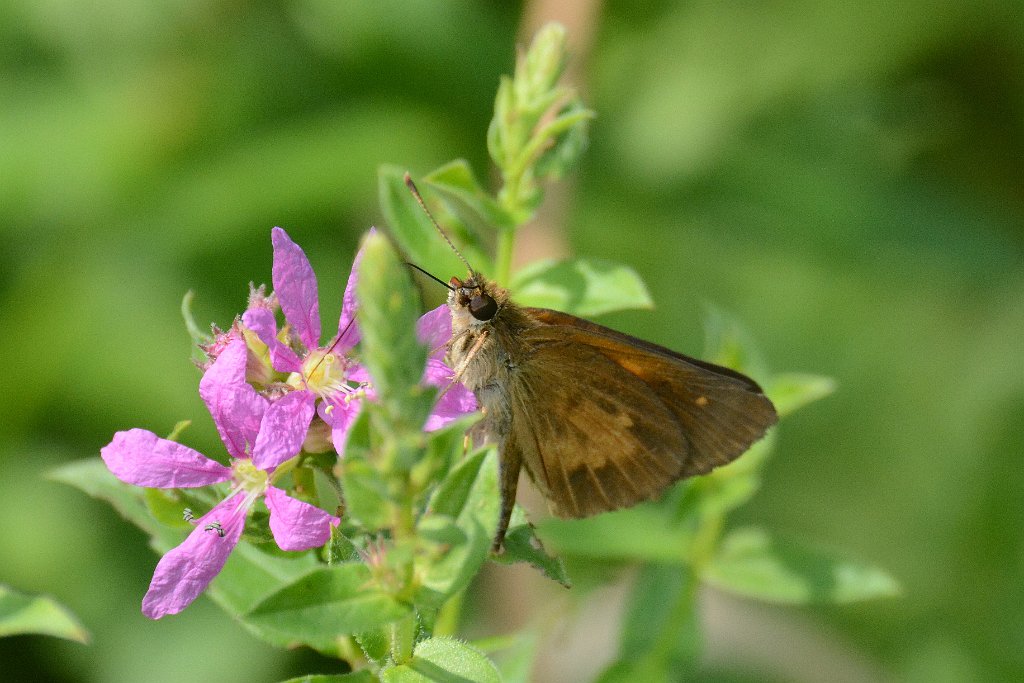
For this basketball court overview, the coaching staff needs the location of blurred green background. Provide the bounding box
[2,1,1022,681]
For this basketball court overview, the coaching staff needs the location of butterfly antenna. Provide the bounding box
[403,172,475,275]
[405,262,455,291]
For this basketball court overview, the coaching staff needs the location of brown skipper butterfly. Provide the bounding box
[405,174,777,551]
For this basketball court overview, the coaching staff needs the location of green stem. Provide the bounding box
[433,590,465,638]
[494,225,516,284]
[647,567,700,671]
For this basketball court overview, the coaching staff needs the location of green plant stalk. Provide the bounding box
[433,590,465,638]
[646,567,701,671]
[691,510,725,573]
[494,225,517,284]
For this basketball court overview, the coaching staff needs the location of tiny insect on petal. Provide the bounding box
[141,493,247,619]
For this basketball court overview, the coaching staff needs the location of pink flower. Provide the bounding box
[100,338,340,618]
[242,228,475,455]
[415,304,478,431]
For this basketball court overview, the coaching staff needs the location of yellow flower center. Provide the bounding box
[286,350,349,398]
[232,459,268,494]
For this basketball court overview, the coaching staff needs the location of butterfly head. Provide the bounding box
[448,274,504,325]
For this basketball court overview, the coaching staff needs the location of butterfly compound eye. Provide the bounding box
[469,293,498,321]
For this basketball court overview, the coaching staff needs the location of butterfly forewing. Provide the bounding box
[506,309,778,517]
[504,336,689,517]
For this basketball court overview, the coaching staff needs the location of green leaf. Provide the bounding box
[425,450,488,519]
[424,160,513,230]
[205,540,320,617]
[472,631,540,683]
[416,449,500,607]
[0,585,90,644]
[356,624,392,667]
[48,457,177,545]
[410,412,482,498]
[340,455,392,532]
[539,503,695,564]
[685,468,761,520]
[244,564,411,646]
[517,22,568,107]
[278,674,377,683]
[510,258,653,317]
[703,528,901,604]
[337,409,391,531]
[597,658,676,683]
[143,487,196,529]
[491,506,570,588]
[327,527,360,565]
[378,165,490,279]
[415,514,472,606]
[533,99,594,181]
[598,564,699,682]
[766,372,837,418]
[382,637,501,683]
[701,306,770,381]
[674,433,774,518]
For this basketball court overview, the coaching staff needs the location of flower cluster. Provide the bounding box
[100,228,475,618]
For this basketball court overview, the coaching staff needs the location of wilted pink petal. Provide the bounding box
[271,227,321,351]
[264,486,340,551]
[251,390,316,471]
[241,307,302,373]
[336,230,373,352]
[416,304,452,359]
[101,429,233,488]
[319,397,364,457]
[422,359,478,431]
[199,338,268,459]
[141,493,247,619]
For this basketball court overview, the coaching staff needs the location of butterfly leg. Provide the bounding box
[434,329,490,404]
[492,438,522,552]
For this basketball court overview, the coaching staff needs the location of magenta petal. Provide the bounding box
[101,429,232,488]
[319,396,364,457]
[141,493,247,618]
[241,307,302,373]
[422,356,457,387]
[271,227,321,351]
[417,305,453,359]
[199,338,268,459]
[251,390,316,471]
[265,486,340,551]
[336,230,373,352]
[422,359,478,431]
[347,363,371,385]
